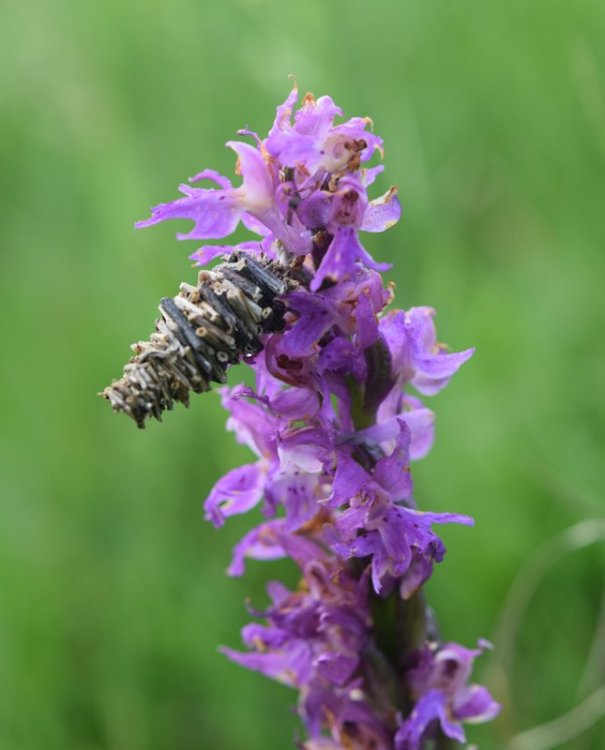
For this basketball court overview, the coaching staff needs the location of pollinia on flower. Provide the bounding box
[103,84,500,749]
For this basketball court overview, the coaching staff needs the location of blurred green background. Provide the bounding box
[1,1,605,748]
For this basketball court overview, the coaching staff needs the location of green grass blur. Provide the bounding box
[1,1,604,748]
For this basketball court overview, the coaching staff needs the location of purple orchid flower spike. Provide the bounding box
[105,83,500,749]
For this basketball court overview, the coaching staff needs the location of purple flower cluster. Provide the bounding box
[138,85,499,749]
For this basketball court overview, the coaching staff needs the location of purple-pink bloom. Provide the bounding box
[137,141,311,255]
[395,641,501,749]
[265,87,383,173]
[222,556,382,741]
[332,500,473,598]
[204,462,265,527]
[380,307,474,396]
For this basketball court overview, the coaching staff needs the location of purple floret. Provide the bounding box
[395,642,501,749]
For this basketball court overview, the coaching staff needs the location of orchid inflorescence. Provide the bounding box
[104,84,500,749]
